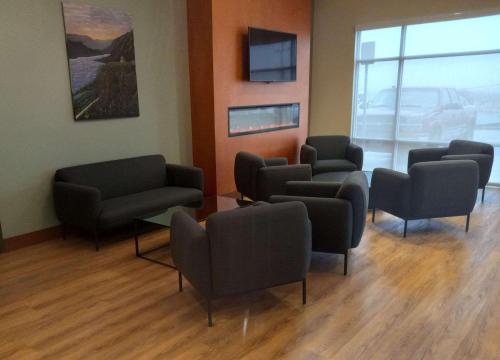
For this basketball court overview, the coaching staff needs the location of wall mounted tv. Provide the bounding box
[248,27,297,82]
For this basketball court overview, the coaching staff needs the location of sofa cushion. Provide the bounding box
[55,155,167,200]
[314,159,357,174]
[99,186,203,228]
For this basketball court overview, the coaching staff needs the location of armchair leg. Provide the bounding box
[94,230,100,252]
[372,207,376,223]
[207,299,213,327]
[481,187,486,203]
[403,220,408,238]
[466,214,470,232]
[178,271,183,292]
[302,278,307,305]
[343,250,349,275]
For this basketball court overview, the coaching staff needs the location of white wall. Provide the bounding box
[0,0,191,238]
[310,0,500,136]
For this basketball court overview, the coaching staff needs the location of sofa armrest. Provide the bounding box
[257,164,312,201]
[270,195,353,251]
[408,147,449,170]
[171,211,211,297]
[371,168,411,218]
[442,154,493,187]
[300,144,317,166]
[264,157,288,167]
[286,181,342,198]
[346,143,363,170]
[166,164,204,191]
[53,181,101,231]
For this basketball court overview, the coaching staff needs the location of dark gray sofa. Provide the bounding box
[234,151,311,201]
[371,160,479,237]
[300,135,363,175]
[171,201,311,326]
[408,140,494,202]
[270,171,369,275]
[54,155,203,250]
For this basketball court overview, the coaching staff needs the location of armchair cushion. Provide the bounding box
[407,147,449,170]
[307,135,350,160]
[441,154,493,188]
[314,159,358,173]
[100,186,203,228]
[449,139,494,156]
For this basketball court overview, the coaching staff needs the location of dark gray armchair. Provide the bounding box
[300,135,363,175]
[408,140,494,202]
[371,160,479,237]
[171,201,312,326]
[270,171,369,275]
[54,155,203,251]
[234,151,312,201]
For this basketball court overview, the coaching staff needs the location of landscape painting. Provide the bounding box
[62,2,139,120]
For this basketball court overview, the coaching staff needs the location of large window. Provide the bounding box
[352,14,500,184]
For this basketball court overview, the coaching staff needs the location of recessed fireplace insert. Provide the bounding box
[228,103,300,137]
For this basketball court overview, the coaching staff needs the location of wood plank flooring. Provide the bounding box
[1,190,499,359]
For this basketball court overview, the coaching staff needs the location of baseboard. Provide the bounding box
[3,226,61,252]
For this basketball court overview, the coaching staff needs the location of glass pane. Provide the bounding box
[352,139,394,171]
[405,15,500,56]
[353,61,399,140]
[358,27,401,60]
[492,147,500,183]
[398,53,500,143]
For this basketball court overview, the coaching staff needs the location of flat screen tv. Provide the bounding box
[248,27,297,82]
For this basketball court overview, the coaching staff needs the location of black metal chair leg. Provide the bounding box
[344,250,348,275]
[372,207,376,223]
[466,213,470,232]
[302,278,307,305]
[134,221,139,256]
[94,230,100,252]
[403,220,408,238]
[482,187,485,203]
[178,272,183,292]
[207,299,213,327]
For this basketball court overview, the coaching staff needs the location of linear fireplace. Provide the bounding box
[228,103,300,137]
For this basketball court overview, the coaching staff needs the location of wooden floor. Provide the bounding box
[1,190,499,360]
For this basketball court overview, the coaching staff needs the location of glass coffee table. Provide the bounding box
[133,195,251,268]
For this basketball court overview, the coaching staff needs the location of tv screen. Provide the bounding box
[248,27,297,82]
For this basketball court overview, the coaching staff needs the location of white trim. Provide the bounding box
[354,7,500,31]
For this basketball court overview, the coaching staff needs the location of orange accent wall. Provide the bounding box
[188,0,312,195]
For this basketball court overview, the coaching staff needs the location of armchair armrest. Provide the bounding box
[300,144,317,166]
[371,168,411,218]
[171,211,211,297]
[53,181,101,231]
[286,181,342,198]
[442,154,493,187]
[166,163,204,191]
[264,157,288,167]
[346,143,363,170]
[408,147,449,170]
[257,164,312,201]
[270,195,353,251]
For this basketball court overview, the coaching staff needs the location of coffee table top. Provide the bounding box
[136,195,251,227]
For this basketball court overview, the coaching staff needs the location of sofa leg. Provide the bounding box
[482,187,486,203]
[94,230,100,252]
[178,271,183,292]
[403,220,408,238]
[466,214,470,232]
[207,299,213,327]
[302,278,307,305]
[372,207,376,223]
[344,250,349,275]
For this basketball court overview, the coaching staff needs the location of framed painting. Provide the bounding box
[62,2,139,120]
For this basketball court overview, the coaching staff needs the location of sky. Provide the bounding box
[62,2,132,40]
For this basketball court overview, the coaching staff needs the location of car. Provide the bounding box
[354,87,477,142]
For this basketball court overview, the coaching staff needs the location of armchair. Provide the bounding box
[300,135,363,175]
[234,151,312,201]
[371,160,479,237]
[408,140,494,202]
[270,171,369,275]
[171,201,312,326]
